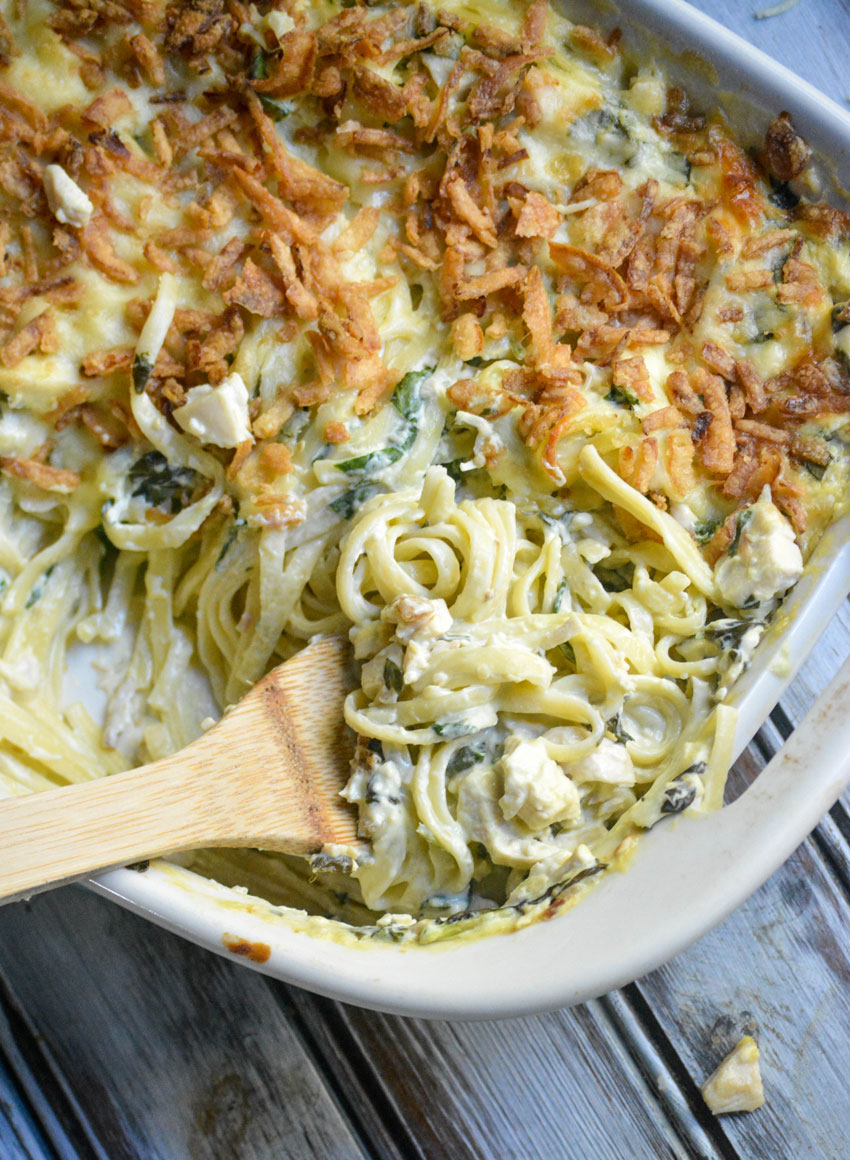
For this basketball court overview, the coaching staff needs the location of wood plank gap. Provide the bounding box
[0,1054,65,1160]
[808,809,850,908]
[767,704,795,743]
[608,986,741,1160]
[592,994,721,1159]
[750,726,777,767]
[0,968,109,1160]
[275,986,417,1160]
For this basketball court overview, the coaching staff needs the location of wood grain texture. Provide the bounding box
[0,1062,67,1160]
[0,890,368,1160]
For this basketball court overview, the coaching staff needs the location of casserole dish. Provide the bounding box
[82,0,850,1019]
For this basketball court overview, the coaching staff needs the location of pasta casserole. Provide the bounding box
[0,0,849,942]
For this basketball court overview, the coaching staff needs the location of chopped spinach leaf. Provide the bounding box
[131,353,154,394]
[25,564,55,609]
[694,518,721,545]
[442,458,465,483]
[259,94,296,121]
[559,641,576,665]
[337,446,404,475]
[215,518,245,571]
[594,563,634,593]
[705,618,760,651]
[608,712,633,744]
[446,744,487,778]
[248,50,267,79]
[752,330,774,344]
[365,772,400,805]
[605,385,638,409]
[329,482,380,519]
[802,458,829,481]
[128,451,201,513]
[768,176,799,210]
[310,852,353,875]
[383,657,404,694]
[727,508,752,557]
[660,765,705,816]
[392,366,432,423]
[433,718,479,740]
[338,368,432,478]
[552,577,568,613]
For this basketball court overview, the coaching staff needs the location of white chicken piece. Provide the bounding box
[173,373,253,448]
[499,737,581,830]
[568,738,635,786]
[715,493,802,607]
[382,594,453,683]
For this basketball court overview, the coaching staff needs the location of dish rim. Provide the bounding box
[85,0,850,1019]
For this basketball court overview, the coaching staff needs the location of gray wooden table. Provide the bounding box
[2,4,850,1158]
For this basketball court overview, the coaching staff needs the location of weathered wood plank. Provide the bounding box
[0,891,369,1160]
[622,602,850,1157]
[0,972,107,1160]
[284,991,731,1160]
[0,1060,60,1160]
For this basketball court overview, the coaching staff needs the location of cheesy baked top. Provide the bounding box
[0,0,849,942]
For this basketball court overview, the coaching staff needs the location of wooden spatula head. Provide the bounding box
[209,634,360,853]
[0,635,361,904]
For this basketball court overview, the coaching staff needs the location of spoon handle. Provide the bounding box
[0,753,215,904]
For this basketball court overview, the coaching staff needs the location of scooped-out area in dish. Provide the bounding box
[1,0,849,944]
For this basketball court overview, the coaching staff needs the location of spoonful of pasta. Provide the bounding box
[0,635,359,904]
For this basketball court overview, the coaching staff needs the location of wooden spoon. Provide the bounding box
[0,635,360,905]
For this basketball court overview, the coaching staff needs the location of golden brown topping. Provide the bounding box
[253,30,316,98]
[323,421,349,445]
[642,405,685,434]
[1,311,57,367]
[452,313,484,361]
[724,269,773,292]
[82,88,134,127]
[456,266,527,300]
[612,356,652,402]
[514,191,561,238]
[692,370,734,474]
[0,12,18,67]
[701,341,736,380]
[223,257,284,318]
[0,455,79,493]
[762,112,811,184]
[0,0,837,547]
[80,222,139,283]
[741,228,797,259]
[81,347,133,377]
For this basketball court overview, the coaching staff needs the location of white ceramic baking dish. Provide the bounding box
[87,0,850,1019]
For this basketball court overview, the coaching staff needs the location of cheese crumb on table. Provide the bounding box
[701,1035,765,1115]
